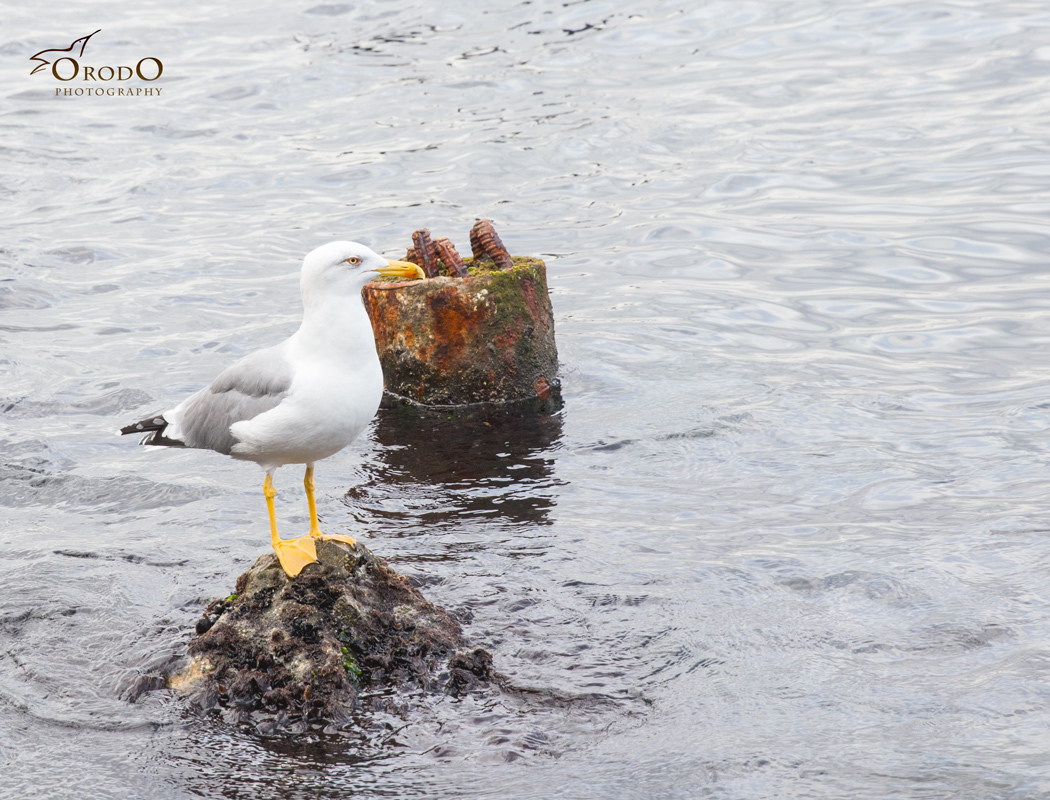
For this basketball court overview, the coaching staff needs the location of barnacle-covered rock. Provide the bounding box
[168,540,494,733]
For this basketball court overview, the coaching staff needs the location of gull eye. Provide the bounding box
[346,256,361,265]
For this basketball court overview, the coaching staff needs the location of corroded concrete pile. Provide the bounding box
[169,540,494,734]
[364,220,559,407]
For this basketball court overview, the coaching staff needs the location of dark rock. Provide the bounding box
[445,648,495,697]
[124,674,168,703]
[169,540,495,733]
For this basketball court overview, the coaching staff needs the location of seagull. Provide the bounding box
[120,242,424,577]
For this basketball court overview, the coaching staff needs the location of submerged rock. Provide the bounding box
[169,540,494,733]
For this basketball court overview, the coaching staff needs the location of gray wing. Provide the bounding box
[176,347,293,454]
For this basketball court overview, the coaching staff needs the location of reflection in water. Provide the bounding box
[348,401,565,534]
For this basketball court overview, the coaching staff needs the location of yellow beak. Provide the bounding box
[375,259,425,281]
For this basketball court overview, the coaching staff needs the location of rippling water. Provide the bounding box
[4,1,1050,797]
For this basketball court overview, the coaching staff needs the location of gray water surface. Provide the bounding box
[3,1,1050,798]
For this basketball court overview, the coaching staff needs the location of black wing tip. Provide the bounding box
[119,413,187,448]
[119,414,168,436]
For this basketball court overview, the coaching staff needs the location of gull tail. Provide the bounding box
[119,413,186,447]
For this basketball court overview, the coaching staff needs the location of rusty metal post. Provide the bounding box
[363,242,558,406]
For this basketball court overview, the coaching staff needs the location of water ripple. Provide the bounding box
[3,0,1050,796]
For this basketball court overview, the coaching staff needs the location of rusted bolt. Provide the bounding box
[411,228,439,278]
[469,224,485,262]
[434,237,468,277]
[533,375,551,401]
[470,219,513,270]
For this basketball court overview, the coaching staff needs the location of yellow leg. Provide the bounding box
[304,465,323,538]
[304,465,356,546]
[265,473,317,577]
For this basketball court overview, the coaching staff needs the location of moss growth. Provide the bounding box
[369,255,543,284]
[465,255,542,277]
[341,646,362,684]
[481,261,549,331]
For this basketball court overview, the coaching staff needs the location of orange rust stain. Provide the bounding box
[423,286,489,374]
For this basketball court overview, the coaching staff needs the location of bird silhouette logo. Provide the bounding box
[29,29,101,76]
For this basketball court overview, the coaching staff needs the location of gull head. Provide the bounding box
[300,241,424,300]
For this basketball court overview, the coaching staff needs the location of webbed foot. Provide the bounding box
[273,535,318,577]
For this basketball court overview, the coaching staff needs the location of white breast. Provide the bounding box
[228,289,385,469]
